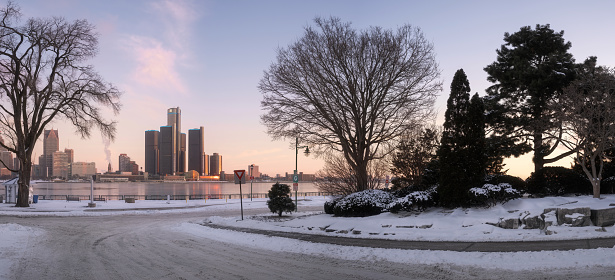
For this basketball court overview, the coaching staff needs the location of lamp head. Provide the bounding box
[304,146,310,157]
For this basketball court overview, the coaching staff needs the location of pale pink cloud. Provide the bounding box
[126,36,187,95]
[151,0,198,55]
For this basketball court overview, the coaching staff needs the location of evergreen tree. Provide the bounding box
[267,183,295,216]
[438,69,486,207]
[484,24,576,174]
[391,126,440,189]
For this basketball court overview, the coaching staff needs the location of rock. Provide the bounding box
[395,225,415,228]
[557,207,592,226]
[381,225,391,228]
[595,227,607,232]
[125,197,135,203]
[336,230,348,234]
[498,218,519,229]
[325,229,336,232]
[419,224,432,229]
[541,210,557,231]
[369,232,379,235]
[352,230,361,235]
[590,208,615,227]
[522,215,542,229]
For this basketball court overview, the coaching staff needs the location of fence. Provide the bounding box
[29,192,332,202]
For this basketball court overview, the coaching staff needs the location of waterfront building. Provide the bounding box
[145,130,159,174]
[209,153,222,176]
[188,127,205,175]
[119,153,131,173]
[43,129,59,177]
[52,150,70,179]
[71,162,96,178]
[248,164,261,179]
[159,125,175,175]
[167,107,183,173]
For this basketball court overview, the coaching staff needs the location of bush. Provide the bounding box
[332,189,396,217]
[323,197,341,214]
[391,186,437,212]
[484,174,526,192]
[468,183,521,207]
[602,176,615,194]
[267,183,296,216]
[525,166,591,196]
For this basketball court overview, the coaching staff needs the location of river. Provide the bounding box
[32,181,319,197]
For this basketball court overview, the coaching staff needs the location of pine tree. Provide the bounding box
[267,183,295,216]
[484,24,576,174]
[438,69,487,207]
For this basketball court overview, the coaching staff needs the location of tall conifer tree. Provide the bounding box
[438,69,486,207]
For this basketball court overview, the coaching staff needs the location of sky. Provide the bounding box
[14,0,615,179]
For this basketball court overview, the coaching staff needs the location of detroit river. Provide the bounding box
[32,181,319,197]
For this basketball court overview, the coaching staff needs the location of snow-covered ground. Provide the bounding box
[1,195,615,277]
[205,195,615,242]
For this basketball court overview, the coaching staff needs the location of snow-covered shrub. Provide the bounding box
[468,183,521,207]
[484,174,526,193]
[333,189,396,217]
[393,187,437,212]
[324,197,342,214]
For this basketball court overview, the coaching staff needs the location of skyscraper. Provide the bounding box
[52,150,69,179]
[203,154,209,176]
[179,133,186,173]
[167,107,182,173]
[209,153,222,176]
[188,127,204,175]
[43,129,59,177]
[159,125,175,175]
[145,130,159,174]
[119,153,131,173]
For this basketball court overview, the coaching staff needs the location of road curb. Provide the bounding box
[201,223,615,252]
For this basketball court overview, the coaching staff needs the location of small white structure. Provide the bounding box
[3,177,33,204]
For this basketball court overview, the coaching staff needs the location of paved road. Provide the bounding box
[2,206,614,279]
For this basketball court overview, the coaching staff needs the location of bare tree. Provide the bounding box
[0,2,121,207]
[560,57,615,198]
[260,17,441,191]
[315,152,388,195]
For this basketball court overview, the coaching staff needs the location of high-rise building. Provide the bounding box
[64,148,74,164]
[159,125,175,175]
[167,107,182,173]
[119,153,131,173]
[145,130,159,174]
[129,161,139,175]
[209,153,222,176]
[43,129,59,177]
[179,133,186,173]
[249,164,261,179]
[203,154,209,176]
[188,127,204,175]
[52,150,70,179]
[71,162,96,178]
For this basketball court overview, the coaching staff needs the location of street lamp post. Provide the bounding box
[294,137,310,212]
[249,164,254,201]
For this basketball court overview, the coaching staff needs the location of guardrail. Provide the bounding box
[30,192,333,201]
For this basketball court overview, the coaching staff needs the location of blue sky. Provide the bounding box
[16,0,615,178]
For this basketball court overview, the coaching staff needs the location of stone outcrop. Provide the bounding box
[590,208,615,227]
[556,207,592,227]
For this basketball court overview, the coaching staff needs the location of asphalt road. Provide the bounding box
[3,206,615,279]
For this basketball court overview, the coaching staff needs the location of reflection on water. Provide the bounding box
[33,181,318,196]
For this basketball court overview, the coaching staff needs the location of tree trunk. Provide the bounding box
[533,132,544,174]
[16,160,32,207]
[592,179,601,198]
[355,160,369,192]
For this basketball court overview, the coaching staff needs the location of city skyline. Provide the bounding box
[17,0,615,179]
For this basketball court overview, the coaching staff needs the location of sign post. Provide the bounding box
[293,170,299,211]
[234,170,246,220]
